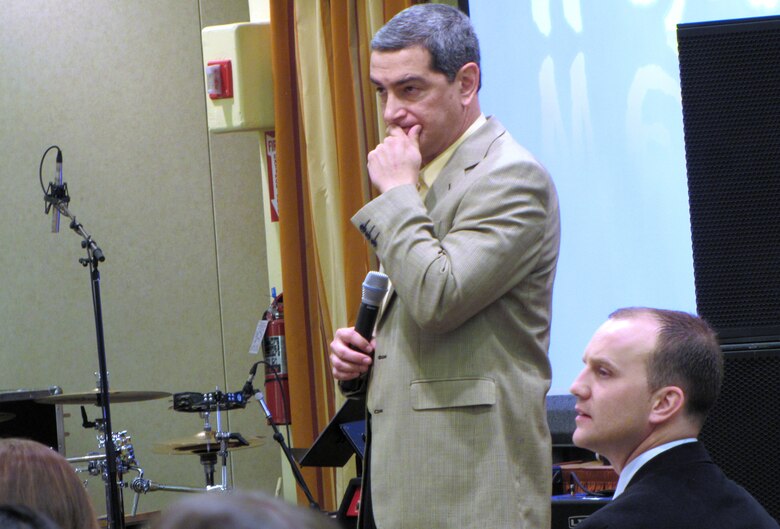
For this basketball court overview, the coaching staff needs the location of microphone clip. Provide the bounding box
[44,181,70,214]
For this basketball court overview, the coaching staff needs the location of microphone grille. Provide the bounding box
[362,271,389,306]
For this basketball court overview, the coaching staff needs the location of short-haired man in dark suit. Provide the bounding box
[570,307,779,528]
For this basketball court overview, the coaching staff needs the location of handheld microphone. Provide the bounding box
[354,271,390,340]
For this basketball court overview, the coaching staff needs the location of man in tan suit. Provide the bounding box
[329,5,560,528]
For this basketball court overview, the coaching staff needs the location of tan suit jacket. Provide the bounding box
[348,117,560,528]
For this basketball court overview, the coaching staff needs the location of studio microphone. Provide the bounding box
[41,145,70,232]
[354,271,390,341]
[52,150,63,233]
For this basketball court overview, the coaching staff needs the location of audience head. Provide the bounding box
[154,490,340,529]
[0,438,99,529]
[569,307,722,472]
[0,504,62,529]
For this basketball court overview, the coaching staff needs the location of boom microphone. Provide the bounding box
[354,271,390,340]
[242,361,260,398]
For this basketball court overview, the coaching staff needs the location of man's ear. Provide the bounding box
[457,62,480,105]
[648,386,685,425]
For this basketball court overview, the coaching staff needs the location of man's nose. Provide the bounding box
[569,371,588,398]
[383,93,404,125]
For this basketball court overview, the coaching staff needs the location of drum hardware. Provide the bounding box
[127,388,256,497]
[71,452,146,517]
[68,407,145,516]
[130,476,220,494]
[45,380,169,519]
[152,427,264,490]
[171,390,247,413]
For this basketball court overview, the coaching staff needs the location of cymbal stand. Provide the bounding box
[199,391,233,491]
[130,406,237,495]
[211,399,253,490]
[215,407,229,489]
[199,410,218,487]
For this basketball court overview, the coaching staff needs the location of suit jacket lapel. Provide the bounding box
[424,117,506,211]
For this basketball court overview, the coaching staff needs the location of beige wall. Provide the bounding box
[0,0,282,517]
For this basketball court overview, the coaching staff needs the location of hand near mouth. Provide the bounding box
[368,124,422,193]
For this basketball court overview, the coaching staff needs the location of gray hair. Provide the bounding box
[372,3,481,87]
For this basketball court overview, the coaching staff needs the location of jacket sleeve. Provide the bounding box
[351,153,557,334]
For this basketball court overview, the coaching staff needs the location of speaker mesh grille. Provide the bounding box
[699,349,780,520]
[678,18,780,340]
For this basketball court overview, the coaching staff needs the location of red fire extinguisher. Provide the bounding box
[263,293,291,425]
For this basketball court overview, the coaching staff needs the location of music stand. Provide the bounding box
[339,420,365,461]
[298,397,365,470]
[299,398,365,529]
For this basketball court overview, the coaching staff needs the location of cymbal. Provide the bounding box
[153,430,265,456]
[0,412,15,423]
[35,389,171,405]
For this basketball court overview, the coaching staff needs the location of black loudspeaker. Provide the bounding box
[698,346,780,521]
[678,15,780,343]
[678,15,780,522]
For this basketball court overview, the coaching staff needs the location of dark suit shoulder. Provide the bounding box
[576,443,779,529]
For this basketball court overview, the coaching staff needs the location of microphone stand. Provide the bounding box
[253,390,320,510]
[52,199,124,529]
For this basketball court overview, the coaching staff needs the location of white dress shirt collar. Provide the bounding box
[612,438,697,498]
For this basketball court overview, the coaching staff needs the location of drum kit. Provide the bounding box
[35,386,266,516]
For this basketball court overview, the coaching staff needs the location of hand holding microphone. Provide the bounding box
[329,271,389,381]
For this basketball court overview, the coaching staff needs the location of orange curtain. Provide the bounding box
[268,0,411,510]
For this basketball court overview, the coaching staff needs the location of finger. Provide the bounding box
[385,124,406,137]
[330,352,369,380]
[330,333,373,368]
[334,327,373,354]
[336,350,372,369]
[408,124,422,145]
